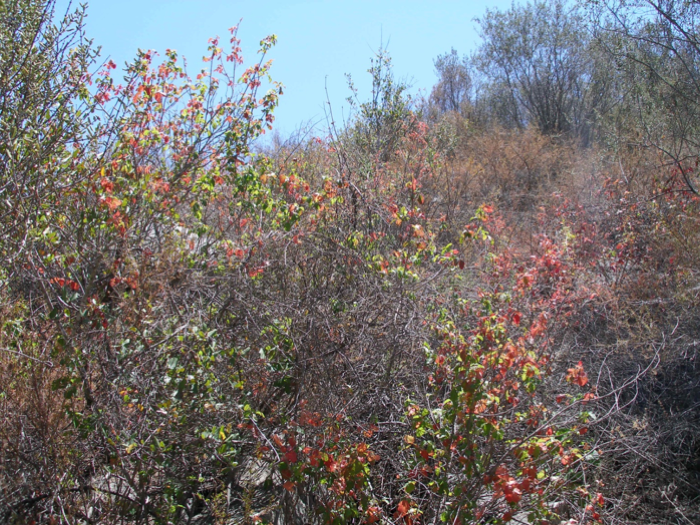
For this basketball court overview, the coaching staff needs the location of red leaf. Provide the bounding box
[367,451,380,463]
[100,178,114,192]
[505,490,521,503]
[396,500,410,518]
[102,196,122,210]
[566,361,589,387]
[366,506,381,524]
[324,456,337,472]
[309,449,321,467]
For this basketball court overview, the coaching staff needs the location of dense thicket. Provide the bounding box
[2,1,700,524]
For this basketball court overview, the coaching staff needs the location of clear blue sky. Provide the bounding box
[54,0,513,135]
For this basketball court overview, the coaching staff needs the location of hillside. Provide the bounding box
[2,1,700,524]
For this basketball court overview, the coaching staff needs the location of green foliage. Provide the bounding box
[0,0,98,272]
[589,0,700,192]
[341,47,414,165]
[473,0,612,142]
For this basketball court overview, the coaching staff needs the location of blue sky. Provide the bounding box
[54,0,513,135]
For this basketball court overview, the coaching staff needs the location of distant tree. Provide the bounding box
[473,0,612,141]
[589,0,700,192]
[341,48,413,165]
[429,48,472,115]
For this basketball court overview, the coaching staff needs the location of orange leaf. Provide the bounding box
[396,500,410,518]
[102,196,122,210]
[365,506,381,524]
[566,361,589,387]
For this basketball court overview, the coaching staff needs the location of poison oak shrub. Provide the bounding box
[390,205,603,525]
[1,8,287,522]
[0,5,609,525]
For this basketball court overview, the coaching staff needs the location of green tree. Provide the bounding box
[590,0,700,192]
[474,0,612,141]
[341,48,413,165]
[429,48,472,115]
